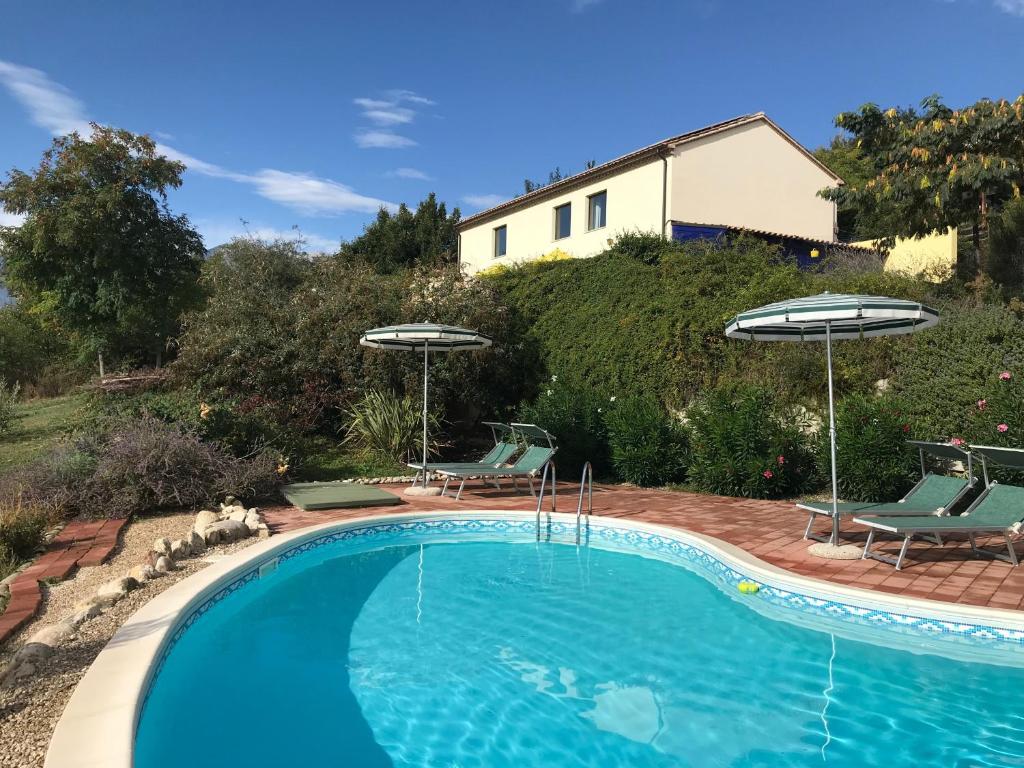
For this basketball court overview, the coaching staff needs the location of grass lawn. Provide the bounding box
[297,439,407,482]
[0,393,88,472]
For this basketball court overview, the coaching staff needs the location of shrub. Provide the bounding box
[10,417,284,519]
[892,301,1024,440]
[603,395,688,486]
[343,389,439,463]
[0,491,50,580]
[687,385,814,499]
[966,368,1024,483]
[819,394,916,502]
[0,380,20,435]
[518,376,609,478]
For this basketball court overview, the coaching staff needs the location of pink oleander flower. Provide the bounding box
[902,423,911,433]
[762,469,774,479]
[950,437,965,447]
[1000,371,1012,381]
[998,423,1009,433]
[776,455,785,465]
[978,399,987,411]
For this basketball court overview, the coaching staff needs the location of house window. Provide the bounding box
[587,191,607,230]
[554,203,571,240]
[494,225,507,258]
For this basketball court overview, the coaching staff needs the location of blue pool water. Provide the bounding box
[135,535,1024,767]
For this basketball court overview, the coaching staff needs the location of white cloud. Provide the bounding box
[0,60,91,136]
[0,59,397,217]
[353,90,434,148]
[462,194,506,209]
[387,167,433,181]
[354,129,417,149]
[994,0,1024,14]
[246,169,394,215]
[0,210,27,227]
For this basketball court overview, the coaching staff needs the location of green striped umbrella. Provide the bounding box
[360,324,492,488]
[725,293,939,545]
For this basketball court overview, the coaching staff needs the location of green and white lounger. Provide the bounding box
[407,422,519,484]
[437,424,557,500]
[856,445,1024,570]
[856,483,1024,570]
[798,440,976,543]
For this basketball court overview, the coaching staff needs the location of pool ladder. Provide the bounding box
[534,460,593,543]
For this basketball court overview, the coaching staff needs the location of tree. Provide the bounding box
[820,95,1024,280]
[338,192,460,273]
[521,161,596,196]
[0,124,204,371]
[814,136,887,240]
[987,196,1024,289]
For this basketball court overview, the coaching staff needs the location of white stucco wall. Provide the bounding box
[458,157,666,275]
[668,121,837,242]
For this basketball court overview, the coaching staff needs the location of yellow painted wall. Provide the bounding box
[668,121,837,241]
[852,228,957,281]
[458,157,665,275]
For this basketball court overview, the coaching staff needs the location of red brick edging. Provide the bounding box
[0,518,127,646]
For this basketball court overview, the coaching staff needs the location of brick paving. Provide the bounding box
[262,482,1024,612]
[0,518,127,645]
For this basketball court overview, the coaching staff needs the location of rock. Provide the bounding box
[13,661,36,679]
[223,495,238,506]
[70,601,103,626]
[227,509,248,523]
[152,537,172,557]
[13,642,52,665]
[95,576,139,606]
[129,563,157,582]
[154,555,174,574]
[205,519,250,545]
[27,620,75,648]
[188,530,206,554]
[256,523,271,540]
[194,510,219,533]
[72,594,106,614]
[243,510,261,532]
[170,538,191,560]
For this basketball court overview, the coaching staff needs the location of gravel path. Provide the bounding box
[0,511,263,768]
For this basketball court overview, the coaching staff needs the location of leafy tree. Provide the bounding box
[521,161,596,196]
[0,124,204,371]
[987,196,1024,289]
[814,136,887,240]
[338,192,459,273]
[821,95,1024,280]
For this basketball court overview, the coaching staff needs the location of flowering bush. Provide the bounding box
[603,395,688,487]
[686,385,814,499]
[968,369,1024,482]
[819,394,917,502]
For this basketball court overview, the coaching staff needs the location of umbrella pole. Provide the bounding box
[825,321,839,545]
[422,345,429,487]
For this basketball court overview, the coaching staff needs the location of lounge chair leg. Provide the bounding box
[442,476,450,496]
[895,535,912,571]
[862,528,876,560]
[804,511,817,541]
[455,478,466,501]
[1005,533,1019,567]
[528,476,536,498]
[512,476,521,494]
[968,532,979,556]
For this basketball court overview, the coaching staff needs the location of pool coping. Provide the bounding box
[45,509,1024,768]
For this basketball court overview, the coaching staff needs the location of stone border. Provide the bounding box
[45,510,1024,768]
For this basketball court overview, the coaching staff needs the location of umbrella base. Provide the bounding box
[807,542,862,560]
[405,486,443,497]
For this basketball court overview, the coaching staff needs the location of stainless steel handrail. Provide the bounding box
[535,460,557,539]
[576,461,593,544]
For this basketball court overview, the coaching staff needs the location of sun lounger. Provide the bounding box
[855,445,1024,570]
[407,422,519,483]
[798,441,976,543]
[436,424,557,500]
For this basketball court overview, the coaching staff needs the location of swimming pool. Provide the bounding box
[49,513,1024,768]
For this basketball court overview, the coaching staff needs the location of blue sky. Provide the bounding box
[2,0,1023,251]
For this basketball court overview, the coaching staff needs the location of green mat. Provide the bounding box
[281,482,403,511]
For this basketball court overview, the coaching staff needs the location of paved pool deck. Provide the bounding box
[261,482,1024,612]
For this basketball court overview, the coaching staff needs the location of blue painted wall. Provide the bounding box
[671,223,832,270]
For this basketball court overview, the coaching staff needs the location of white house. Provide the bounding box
[457,113,842,274]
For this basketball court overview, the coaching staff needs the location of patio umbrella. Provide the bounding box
[359,323,492,492]
[725,293,939,546]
